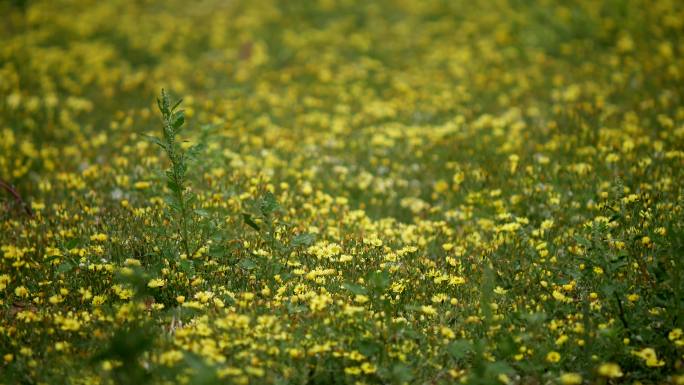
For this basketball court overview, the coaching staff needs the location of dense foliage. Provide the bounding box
[1,1,684,384]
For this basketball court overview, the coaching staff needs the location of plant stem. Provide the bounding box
[0,178,33,217]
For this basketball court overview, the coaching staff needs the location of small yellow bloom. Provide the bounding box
[354,294,369,304]
[134,181,151,190]
[440,326,455,339]
[344,366,361,375]
[90,233,108,242]
[631,347,665,367]
[597,363,623,378]
[420,305,437,316]
[434,180,449,194]
[559,372,582,385]
[92,295,106,306]
[360,362,377,374]
[14,286,29,297]
[546,351,561,363]
[147,278,166,288]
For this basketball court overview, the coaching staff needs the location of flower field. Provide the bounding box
[1,0,684,384]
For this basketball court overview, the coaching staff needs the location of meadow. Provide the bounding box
[1,0,684,384]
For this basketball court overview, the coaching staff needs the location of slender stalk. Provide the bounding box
[153,88,196,258]
[0,178,33,217]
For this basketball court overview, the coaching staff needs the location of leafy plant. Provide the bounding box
[147,89,203,258]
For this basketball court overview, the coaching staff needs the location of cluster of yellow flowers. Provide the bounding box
[1,0,684,384]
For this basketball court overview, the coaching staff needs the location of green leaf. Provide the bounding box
[573,235,590,247]
[159,89,170,115]
[179,259,194,275]
[342,282,367,295]
[65,238,79,249]
[391,364,413,383]
[56,260,74,274]
[242,213,260,231]
[485,361,513,376]
[194,209,210,217]
[291,233,316,247]
[142,134,166,150]
[600,283,616,296]
[447,340,471,360]
[171,98,183,111]
[167,179,180,193]
[171,111,185,130]
[238,259,257,270]
[259,191,279,216]
[187,143,204,159]
[367,270,390,291]
[358,340,382,357]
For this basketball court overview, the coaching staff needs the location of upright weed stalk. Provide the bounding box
[147,89,202,258]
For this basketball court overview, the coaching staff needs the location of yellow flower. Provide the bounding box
[134,181,151,189]
[552,290,568,302]
[559,372,582,385]
[597,363,623,378]
[497,373,511,384]
[440,326,455,339]
[48,294,64,304]
[631,347,665,367]
[14,286,29,297]
[158,350,184,366]
[92,295,106,306]
[420,305,437,316]
[669,328,682,341]
[354,294,369,304]
[546,351,561,363]
[147,278,166,288]
[360,362,377,374]
[434,179,449,194]
[344,366,361,375]
[89,233,108,242]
